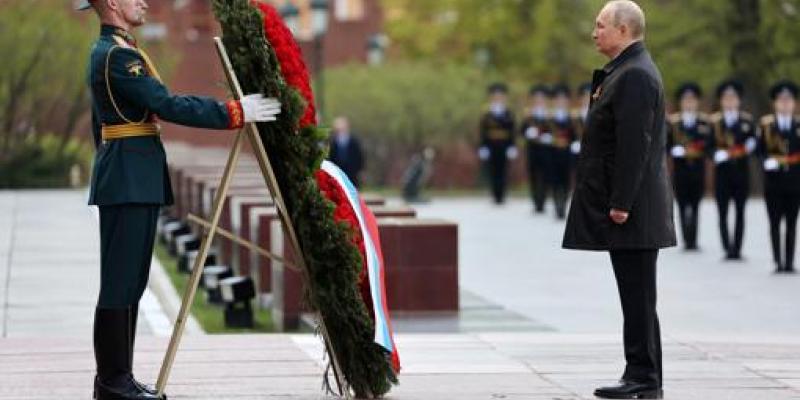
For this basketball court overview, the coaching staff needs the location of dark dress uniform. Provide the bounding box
[667,112,712,250]
[548,110,578,219]
[479,108,516,204]
[521,85,552,212]
[87,24,243,400]
[563,42,676,392]
[709,89,756,260]
[758,82,800,273]
[328,134,364,187]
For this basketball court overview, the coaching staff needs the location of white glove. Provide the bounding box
[525,127,539,140]
[478,147,490,161]
[745,137,757,154]
[539,132,553,145]
[241,94,281,123]
[764,158,780,171]
[506,146,518,160]
[671,145,686,158]
[570,141,581,155]
[714,149,730,164]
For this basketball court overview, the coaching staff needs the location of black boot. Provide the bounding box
[93,307,161,400]
[129,305,163,398]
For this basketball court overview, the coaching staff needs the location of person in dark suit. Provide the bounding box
[562,1,675,398]
[758,81,800,273]
[710,80,757,260]
[328,116,365,187]
[478,83,517,204]
[77,0,281,399]
[520,84,552,213]
[667,83,713,250]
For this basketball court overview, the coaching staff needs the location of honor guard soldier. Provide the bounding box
[667,82,712,250]
[710,80,756,260]
[479,82,517,204]
[758,81,800,273]
[548,83,578,219]
[521,84,552,213]
[572,82,592,145]
[76,0,281,399]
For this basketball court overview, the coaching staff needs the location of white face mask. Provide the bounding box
[553,108,569,121]
[723,110,739,127]
[777,114,792,131]
[532,106,548,119]
[681,112,697,127]
[490,102,506,116]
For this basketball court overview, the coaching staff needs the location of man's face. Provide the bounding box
[774,93,796,115]
[680,93,699,113]
[529,93,548,109]
[553,94,570,110]
[720,89,740,112]
[489,93,507,107]
[107,0,148,27]
[593,7,626,58]
[333,117,349,134]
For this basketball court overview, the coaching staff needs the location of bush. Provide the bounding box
[0,134,92,188]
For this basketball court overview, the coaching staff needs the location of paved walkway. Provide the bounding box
[415,196,800,336]
[2,190,800,399]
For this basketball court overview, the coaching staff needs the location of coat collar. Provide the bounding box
[603,41,646,74]
[100,24,137,47]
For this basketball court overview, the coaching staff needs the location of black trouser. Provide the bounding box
[715,161,749,256]
[610,249,662,387]
[765,173,800,269]
[674,161,705,249]
[98,204,160,308]
[487,147,509,204]
[527,144,549,212]
[549,150,571,218]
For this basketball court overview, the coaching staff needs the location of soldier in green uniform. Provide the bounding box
[667,83,713,251]
[709,80,756,260]
[76,1,281,399]
[521,84,552,213]
[758,81,800,273]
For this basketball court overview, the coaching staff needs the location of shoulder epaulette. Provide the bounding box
[709,112,722,123]
[760,114,775,126]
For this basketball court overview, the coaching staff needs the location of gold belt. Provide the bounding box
[101,122,160,140]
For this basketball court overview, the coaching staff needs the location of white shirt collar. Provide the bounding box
[681,112,697,127]
[723,110,739,127]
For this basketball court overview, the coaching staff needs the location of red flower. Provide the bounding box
[314,170,374,318]
[253,1,317,129]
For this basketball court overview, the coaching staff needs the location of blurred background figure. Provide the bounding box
[548,83,577,219]
[521,84,552,213]
[711,80,756,260]
[478,82,517,205]
[402,147,436,203]
[759,80,800,274]
[328,116,365,187]
[667,82,712,251]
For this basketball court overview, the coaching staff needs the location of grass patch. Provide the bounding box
[154,242,275,333]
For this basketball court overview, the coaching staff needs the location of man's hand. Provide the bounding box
[241,94,281,123]
[506,146,518,160]
[609,208,629,225]
[478,147,490,161]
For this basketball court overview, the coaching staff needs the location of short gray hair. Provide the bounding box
[605,0,646,40]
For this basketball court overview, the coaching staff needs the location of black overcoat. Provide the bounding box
[563,42,676,250]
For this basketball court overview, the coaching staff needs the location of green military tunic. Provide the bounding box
[88,24,242,307]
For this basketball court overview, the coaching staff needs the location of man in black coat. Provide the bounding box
[328,116,365,187]
[562,1,676,398]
